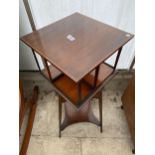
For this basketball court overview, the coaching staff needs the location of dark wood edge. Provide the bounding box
[42,58,53,81]
[129,56,135,71]
[31,49,42,72]
[94,65,100,87]
[19,86,39,155]
[103,62,114,69]
[113,47,122,70]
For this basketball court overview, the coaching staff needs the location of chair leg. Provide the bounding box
[98,91,103,133]
[20,86,39,155]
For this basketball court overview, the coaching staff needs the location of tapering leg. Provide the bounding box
[58,96,65,137]
[98,91,103,133]
[94,91,103,133]
[58,101,62,137]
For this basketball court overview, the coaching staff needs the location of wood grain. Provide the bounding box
[19,82,39,155]
[42,63,113,104]
[84,63,113,87]
[53,75,91,104]
[21,13,134,82]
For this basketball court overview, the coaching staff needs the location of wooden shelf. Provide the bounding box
[84,63,113,86]
[51,63,113,104]
[53,75,91,104]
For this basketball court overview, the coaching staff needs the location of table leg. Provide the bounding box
[58,96,65,137]
[98,92,103,132]
[94,65,100,87]
[58,99,62,137]
[95,91,103,133]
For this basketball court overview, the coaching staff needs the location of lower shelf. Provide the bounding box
[53,75,91,104]
[84,63,113,86]
[52,63,113,105]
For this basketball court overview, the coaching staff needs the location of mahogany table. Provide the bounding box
[21,13,134,137]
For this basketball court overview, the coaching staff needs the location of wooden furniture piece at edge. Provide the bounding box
[121,73,135,154]
[19,81,39,155]
[20,7,134,137]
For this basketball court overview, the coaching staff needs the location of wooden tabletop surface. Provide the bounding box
[21,13,134,82]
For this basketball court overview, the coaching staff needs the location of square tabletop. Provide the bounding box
[21,13,133,82]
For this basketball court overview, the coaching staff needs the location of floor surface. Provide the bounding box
[20,71,134,155]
